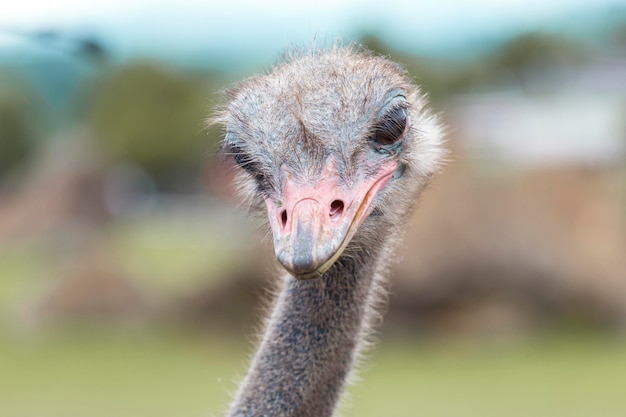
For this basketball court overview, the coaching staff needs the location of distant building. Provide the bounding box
[450,57,626,167]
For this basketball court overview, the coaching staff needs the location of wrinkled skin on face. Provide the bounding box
[214,47,444,279]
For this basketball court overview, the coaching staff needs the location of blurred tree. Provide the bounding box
[358,33,394,58]
[89,63,221,189]
[1,27,109,67]
[358,33,458,105]
[76,37,108,66]
[610,23,626,47]
[0,74,42,179]
[361,31,593,100]
[491,33,589,84]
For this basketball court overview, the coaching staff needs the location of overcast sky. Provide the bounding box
[2,0,621,27]
[1,0,625,67]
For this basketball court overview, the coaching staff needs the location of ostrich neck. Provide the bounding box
[227,244,385,417]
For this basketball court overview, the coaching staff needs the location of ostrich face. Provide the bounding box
[216,48,443,279]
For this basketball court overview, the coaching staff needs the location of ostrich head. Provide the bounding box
[214,47,444,279]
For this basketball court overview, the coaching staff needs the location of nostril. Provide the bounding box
[329,200,344,219]
[281,210,288,228]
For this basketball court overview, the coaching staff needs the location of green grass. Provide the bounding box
[0,329,243,417]
[1,330,625,417]
[0,214,256,311]
[105,213,260,297]
[0,245,53,315]
[347,336,626,417]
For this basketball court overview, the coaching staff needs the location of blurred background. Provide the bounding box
[1,1,626,416]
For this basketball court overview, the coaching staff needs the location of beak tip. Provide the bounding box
[276,242,343,279]
[276,250,318,278]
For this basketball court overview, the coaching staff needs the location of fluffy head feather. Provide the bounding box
[212,45,445,275]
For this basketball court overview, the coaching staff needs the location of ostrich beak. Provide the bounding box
[265,159,398,279]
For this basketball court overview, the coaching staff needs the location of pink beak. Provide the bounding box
[265,159,398,279]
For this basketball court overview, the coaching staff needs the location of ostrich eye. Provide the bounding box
[226,143,250,169]
[371,106,408,148]
[225,142,268,186]
[226,143,259,175]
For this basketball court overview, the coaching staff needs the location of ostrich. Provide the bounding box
[212,45,444,417]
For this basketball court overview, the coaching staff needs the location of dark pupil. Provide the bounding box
[372,106,407,146]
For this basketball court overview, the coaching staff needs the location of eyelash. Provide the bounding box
[370,105,408,149]
[225,142,272,192]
